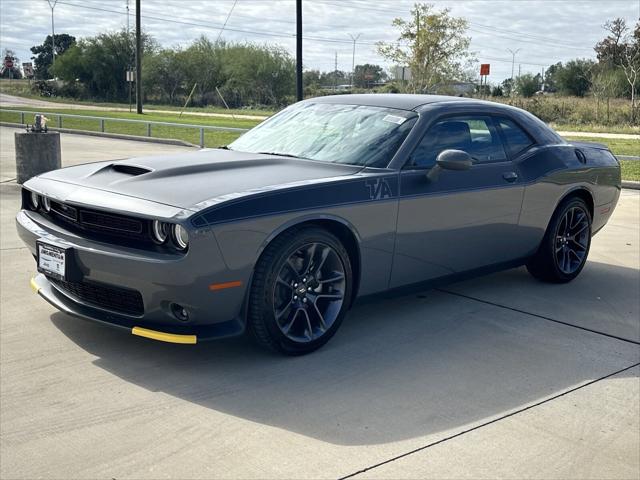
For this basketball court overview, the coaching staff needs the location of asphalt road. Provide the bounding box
[0,93,269,121]
[0,127,638,479]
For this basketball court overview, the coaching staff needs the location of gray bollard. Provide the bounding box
[15,131,61,184]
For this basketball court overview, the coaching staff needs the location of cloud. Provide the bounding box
[0,0,637,82]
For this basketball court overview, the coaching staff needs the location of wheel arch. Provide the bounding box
[556,186,595,220]
[255,214,362,305]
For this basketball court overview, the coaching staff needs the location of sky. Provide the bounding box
[0,0,638,83]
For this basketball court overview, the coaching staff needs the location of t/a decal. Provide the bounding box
[365,178,393,200]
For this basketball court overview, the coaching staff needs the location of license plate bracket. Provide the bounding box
[36,240,71,281]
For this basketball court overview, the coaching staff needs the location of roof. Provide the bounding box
[309,93,469,111]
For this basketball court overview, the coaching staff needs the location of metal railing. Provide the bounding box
[0,109,250,147]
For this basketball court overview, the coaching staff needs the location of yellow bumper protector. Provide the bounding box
[131,326,197,344]
[30,277,41,293]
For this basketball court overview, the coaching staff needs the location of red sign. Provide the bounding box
[480,63,490,76]
[4,56,13,69]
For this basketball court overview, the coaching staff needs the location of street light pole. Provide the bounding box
[348,33,361,87]
[46,0,58,69]
[507,48,521,81]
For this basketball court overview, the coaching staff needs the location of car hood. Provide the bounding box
[34,149,362,210]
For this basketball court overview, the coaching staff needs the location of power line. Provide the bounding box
[314,0,595,52]
[52,0,574,72]
[55,1,380,46]
[215,0,239,43]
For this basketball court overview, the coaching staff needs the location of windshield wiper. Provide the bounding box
[255,151,308,160]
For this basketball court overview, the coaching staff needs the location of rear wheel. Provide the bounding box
[248,227,352,355]
[526,197,592,283]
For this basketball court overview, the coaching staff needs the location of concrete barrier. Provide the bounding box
[15,131,61,184]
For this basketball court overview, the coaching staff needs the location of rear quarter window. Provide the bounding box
[497,118,535,157]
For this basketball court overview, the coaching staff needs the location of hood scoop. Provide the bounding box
[110,164,153,176]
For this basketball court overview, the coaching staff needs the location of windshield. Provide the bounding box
[228,102,418,168]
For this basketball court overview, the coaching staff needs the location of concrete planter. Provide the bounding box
[15,131,61,184]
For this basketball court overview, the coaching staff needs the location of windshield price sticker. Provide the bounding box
[382,114,407,125]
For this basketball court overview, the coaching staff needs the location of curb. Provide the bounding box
[0,122,199,148]
[617,155,640,161]
[622,181,640,190]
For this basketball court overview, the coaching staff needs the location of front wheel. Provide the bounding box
[248,227,352,355]
[527,197,592,283]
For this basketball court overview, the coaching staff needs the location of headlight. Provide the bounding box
[42,196,51,212]
[151,220,169,243]
[29,191,40,210]
[172,224,189,250]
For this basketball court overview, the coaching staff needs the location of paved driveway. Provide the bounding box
[0,127,638,479]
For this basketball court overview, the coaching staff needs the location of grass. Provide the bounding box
[0,107,260,147]
[620,161,640,182]
[562,135,639,181]
[0,79,276,117]
[561,136,639,157]
[552,123,640,135]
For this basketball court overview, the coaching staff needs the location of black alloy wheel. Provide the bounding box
[273,242,346,343]
[527,197,592,283]
[554,206,590,275]
[248,227,352,355]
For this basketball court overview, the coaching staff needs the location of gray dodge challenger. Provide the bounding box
[17,94,621,354]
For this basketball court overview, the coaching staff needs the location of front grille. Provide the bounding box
[79,210,143,234]
[47,201,150,243]
[49,277,144,316]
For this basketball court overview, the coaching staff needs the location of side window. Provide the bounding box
[497,118,535,157]
[410,116,507,168]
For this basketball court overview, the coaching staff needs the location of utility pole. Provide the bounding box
[333,52,340,91]
[135,0,143,114]
[46,1,58,69]
[295,0,303,101]
[127,0,132,113]
[507,48,521,81]
[348,33,361,87]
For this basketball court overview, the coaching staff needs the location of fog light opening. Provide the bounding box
[170,303,190,322]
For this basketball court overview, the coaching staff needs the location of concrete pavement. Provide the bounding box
[0,127,638,479]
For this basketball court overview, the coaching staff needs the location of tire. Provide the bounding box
[526,196,592,283]
[247,227,353,355]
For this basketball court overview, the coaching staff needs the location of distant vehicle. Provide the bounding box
[18,94,621,354]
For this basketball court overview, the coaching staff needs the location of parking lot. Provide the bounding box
[1,126,638,479]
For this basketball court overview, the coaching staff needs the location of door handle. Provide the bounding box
[503,171,518,183]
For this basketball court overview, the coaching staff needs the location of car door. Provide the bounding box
[390,114,526,288]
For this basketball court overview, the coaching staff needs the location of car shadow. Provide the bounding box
[49,262,639,446]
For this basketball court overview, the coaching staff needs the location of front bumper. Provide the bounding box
[17,210,249,342]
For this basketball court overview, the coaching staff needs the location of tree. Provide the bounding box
[51,30,155,101]
[222,43,295,106]
[596,19,640,121]
[181,37,227,105]
[30,34,76,79]
[1,49,22,79]
[595,18,627,66]
[353,64,387,88]
[501,78,514,96]
[143,48,187,104]
[591,66,624,123]
[515,73,540,97]
[491,85,503,97]
[555,59,594,97]
[377,3,475,93]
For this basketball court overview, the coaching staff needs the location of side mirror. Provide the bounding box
[436,149,473,171]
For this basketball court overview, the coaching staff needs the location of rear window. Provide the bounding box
[498,118,535,157]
